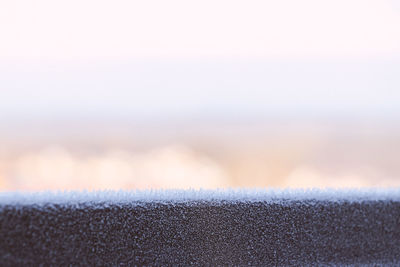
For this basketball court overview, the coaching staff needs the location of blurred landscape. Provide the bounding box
[1,0,399,191]
[1,116,399,191]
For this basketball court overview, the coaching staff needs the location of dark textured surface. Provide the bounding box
[1,200,400,266]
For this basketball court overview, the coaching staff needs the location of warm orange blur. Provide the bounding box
[1,119,399,191]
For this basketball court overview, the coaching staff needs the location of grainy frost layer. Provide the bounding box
[1,188,400,206]
[1,189,400,265]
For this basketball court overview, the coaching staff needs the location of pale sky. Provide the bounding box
[1,0,400,60]
[0,0,399,119]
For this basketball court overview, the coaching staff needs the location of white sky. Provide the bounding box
[0,0,399,119]
[1,0,400,60]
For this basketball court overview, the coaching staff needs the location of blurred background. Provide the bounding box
[0,0,399,191]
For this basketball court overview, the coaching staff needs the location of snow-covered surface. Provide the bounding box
[1,188,400,206]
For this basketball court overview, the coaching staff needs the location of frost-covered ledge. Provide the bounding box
[1,189,400,265]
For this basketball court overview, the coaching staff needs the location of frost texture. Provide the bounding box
[1,188,400,206]
[1,189,400,265]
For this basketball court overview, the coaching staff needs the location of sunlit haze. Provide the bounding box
[0,0,399,190]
